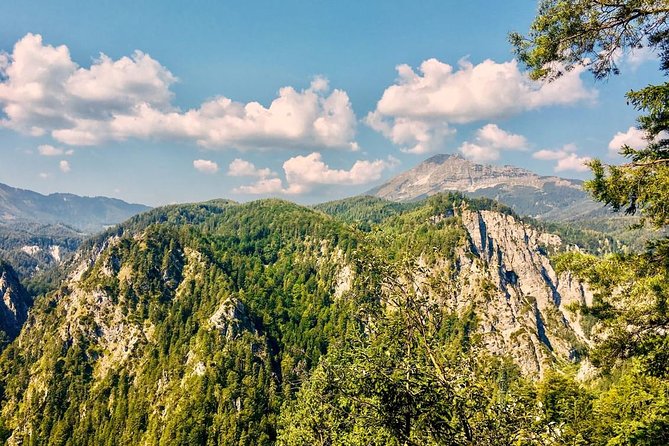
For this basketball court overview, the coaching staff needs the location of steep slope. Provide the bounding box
[0,182,150,233]
[369,154,605,221]
[0,182,150,278]
[0,221,84,278]
[0,196,590,445]
[368,195,591,374]
[455,208,591,371]
[0,260,32,344]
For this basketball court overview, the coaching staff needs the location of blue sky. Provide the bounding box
[0,0,662,206]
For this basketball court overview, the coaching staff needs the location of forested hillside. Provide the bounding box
[2,3,668,442]
[0,193,665,444]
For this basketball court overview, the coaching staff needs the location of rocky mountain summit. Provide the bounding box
[369,154,604,221]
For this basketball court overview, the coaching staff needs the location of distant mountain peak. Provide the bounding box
[424,153,465,163]
[368,154,602,221]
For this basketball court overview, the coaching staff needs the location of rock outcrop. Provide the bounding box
[425,208,592,374]
[0,260,32,342]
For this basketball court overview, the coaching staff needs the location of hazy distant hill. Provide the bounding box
[0,182,150,277]
[368,154,609,221]
[0,182,150,233]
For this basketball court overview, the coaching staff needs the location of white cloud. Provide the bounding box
[0,34,358,151]
[555,153,591,172]
[59,160,71,173]
[626,46,658,70]
[38,172,49,179]
[457,124,528,162]
[607,126,669,156]
[366,112,454,154]
[533,143,577,160]
[459,142,499,162]
[234,152,399,195]
[476,124,527,150]
[608,127,647,154]
[227,158,273,178]
[193,159,219,174]
[37,144,73,156]
[282,152,399,194]
[366,57,595,153]
[532,144,590,172]
[234,177,284,194]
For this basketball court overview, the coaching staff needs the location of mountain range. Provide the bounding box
[0,183,150,278]
[0,157,657,444]
[0,182,150,232]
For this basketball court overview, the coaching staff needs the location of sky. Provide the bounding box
[0,0,663,206]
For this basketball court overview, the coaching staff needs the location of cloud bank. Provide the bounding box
[367,58,596,154]
[0,34,358,151]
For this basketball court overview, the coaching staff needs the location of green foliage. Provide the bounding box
[510,0,669,81]
[314,195,419,229]
[278,260,541,446]
[0,199,368,445]
[512,0,669,229]
[2,194,669,444]
[513,8,669,441]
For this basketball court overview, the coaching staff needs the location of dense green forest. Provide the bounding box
[0,192,666,444]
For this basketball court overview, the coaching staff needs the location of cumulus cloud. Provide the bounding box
[366,112,454,154]
[234,177,284,194]
[458,124,528,162]
[193,159,219,174]
[233,152,399,195]
[532,144,591,172]
[227,158,273,178]
[366,57,595,153]
[607,126,669,156]
[59,160,71,173]
[0,34,358,151]
[282,152,399,194]
[37,144,73,156]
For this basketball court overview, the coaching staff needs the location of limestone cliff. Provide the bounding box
[420,207,592,374]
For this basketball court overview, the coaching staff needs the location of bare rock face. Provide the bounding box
[369,154,602,221]
[435,208,592,375]
[209,296,256,339]
[0,260,32,342]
